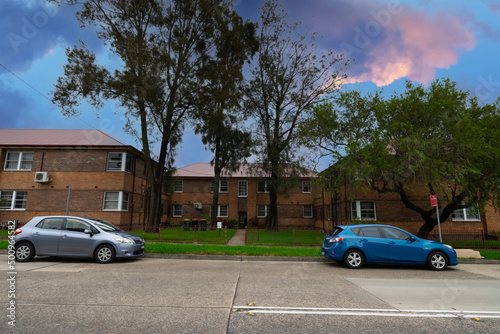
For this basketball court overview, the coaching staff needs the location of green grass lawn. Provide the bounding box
[246,229,325,246]
[132,228,236,244]
[479,250,500,259]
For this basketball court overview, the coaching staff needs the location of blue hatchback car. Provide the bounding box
[321,224,458,270]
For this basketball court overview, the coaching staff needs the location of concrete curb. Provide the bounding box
[142,253,500,264]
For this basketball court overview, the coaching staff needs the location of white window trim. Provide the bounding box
[257,205,269,218]
[173,204,183,217]
[303,205,313,218]
[211,180,229,193]
[257,181,269,193]
[238,180,248,197]
[106,152,132,173]
[218,205,228,217]
[174,180,183,193]
[0,190,27,210]
[351,200,377,220]
[4,151,33,171]
[302,181,311,193]
[452,202,481,221]
[103,191,129,211]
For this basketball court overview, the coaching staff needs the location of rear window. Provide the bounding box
[327,226,344,237]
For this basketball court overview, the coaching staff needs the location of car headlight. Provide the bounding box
[115,237,134,245]
[444,244,454,250]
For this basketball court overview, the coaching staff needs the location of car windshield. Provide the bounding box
[87,218,121,232]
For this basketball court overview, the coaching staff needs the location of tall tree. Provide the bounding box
[50,0,244,226]
[245,0,349,230]
[194,12,258,228]
[301,78,500,236]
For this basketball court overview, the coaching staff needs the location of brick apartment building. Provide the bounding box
[0,129,157,228]
[315,181,500,235]
[169,163,319,228]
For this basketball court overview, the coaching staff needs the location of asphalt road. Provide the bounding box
[1,255,499,333]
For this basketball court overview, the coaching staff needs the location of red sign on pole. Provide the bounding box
[430,195,438,207]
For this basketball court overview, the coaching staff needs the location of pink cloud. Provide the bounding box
[345,5,476,86]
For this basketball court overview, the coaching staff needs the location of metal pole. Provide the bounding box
[66,185,71,215]
[435,204,442,243]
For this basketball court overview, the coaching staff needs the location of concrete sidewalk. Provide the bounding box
[226,229,246,246]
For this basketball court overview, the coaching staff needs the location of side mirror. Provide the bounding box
[84,229,93,236]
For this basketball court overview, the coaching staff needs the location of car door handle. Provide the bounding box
[388,241,396,245]
[360,239,367,242]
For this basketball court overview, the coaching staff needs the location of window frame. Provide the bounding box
[257,205,269,218]
[102,191,130,211]
[257,180,269,193]
[351,200,377,220]
[0,190,28,210]
[174,180,183,193]
[173,204,183,217]
[212,180,229,193]
[106,152,133,173]
[238,180,248,197]
[4,151,34,171]
[302,181,312,193]
[452,202,481,221]
[218,204,228,217]
[303,205,313,218]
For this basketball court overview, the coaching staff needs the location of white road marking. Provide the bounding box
[233,306,500,319]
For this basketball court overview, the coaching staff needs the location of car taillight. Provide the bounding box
[328,237,344,243]
[14,228,22,236]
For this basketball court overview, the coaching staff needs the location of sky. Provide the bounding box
[1,0,500,171]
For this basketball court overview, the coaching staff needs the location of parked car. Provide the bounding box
[321,224,458,270]
[14,216,145,264]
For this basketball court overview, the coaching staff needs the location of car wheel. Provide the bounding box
[95,245,116,264]
[427,251,448,271]
[15,242,35,262]
[344,249,364,269]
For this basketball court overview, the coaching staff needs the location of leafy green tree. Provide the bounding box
[302,78,500,236]
[194,12,258,228]
[245,0,349,230]
[50,0,246,226]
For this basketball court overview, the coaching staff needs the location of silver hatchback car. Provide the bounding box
[14,216,145,264]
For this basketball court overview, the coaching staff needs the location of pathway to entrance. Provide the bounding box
[227,229,245,246]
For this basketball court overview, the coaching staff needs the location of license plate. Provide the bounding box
[321,251,325,256]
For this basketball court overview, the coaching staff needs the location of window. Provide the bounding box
[238,181,248,197]
[211,180,229,193]
[65,219,90,233]
[452,202,481,221]
[353,226,382,238]
[257,205,269,218]
[351,200,376,220]
[4,151,33,171]
[302,181,311,193]
[106,152,132,173]
[0,191,27,210]
[173,204,183,217]
[174,180,183,192]
[103,191,129,211]
[218,205,228,217]
[380,226,411,240]
[257,181,269,193]
[36,218,64,230]
[303,205,313,218]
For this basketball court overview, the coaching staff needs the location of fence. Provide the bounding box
[245,228,325,246]
[129,225,235,245]
[417,231,500,248]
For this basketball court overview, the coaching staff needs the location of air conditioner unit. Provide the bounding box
[194,203,202,209]
[34,171,50,183]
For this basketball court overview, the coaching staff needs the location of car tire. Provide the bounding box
[15,242,35,262]
[344,249,364,269]
[427,251,448,271]
[94,244,116,264]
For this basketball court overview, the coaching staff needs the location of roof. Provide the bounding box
[174,163,316,178]
[0,129,130,147]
